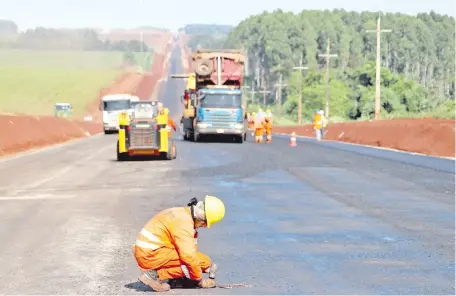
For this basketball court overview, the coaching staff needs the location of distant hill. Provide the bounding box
[182,24,234,35]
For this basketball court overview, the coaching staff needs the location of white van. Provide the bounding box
[100,94,140,134]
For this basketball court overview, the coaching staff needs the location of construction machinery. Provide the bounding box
[171,49,248,143]
[116,100,176,161]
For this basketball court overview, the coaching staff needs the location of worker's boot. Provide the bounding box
[138,270,170,292]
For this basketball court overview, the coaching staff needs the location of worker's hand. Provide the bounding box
[198,278,216,288]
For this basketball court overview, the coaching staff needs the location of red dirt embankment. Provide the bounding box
[0,115,102,156]
[0,36,174,158]
[135,40,173,100]
[274,118,455,158]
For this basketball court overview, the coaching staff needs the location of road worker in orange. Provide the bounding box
[312,109,323,141]
[133,195,226,292]
[249,111,256,136]
[264,108,273,143]
[157,102,177,134]
[254,109,265,143]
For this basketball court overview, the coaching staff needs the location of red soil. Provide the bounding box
[274,118,455,158]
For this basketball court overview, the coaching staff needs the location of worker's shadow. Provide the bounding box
[124,281,152,292]
[124,278,198,292]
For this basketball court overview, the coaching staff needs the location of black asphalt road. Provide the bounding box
[0,44,454,295]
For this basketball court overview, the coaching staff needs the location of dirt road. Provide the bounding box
[0,45,454,295]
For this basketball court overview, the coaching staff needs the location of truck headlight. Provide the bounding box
[197,122,208,128]
[234,123,243,129]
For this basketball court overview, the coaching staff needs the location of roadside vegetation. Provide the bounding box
[0,50,152,117]
[185,10,455,122]
[0,20,157,117]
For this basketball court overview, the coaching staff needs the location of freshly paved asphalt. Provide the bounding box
[0,44,454,295]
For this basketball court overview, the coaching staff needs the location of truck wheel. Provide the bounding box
[184,131,191,141]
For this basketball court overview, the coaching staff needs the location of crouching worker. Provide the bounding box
[133,195,226,292]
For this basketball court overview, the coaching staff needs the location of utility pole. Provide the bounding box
[292,54,309,125]
[274,73,288,122]
[259,88,271,108]
[318,38,338,119]
[245,81,270,106]
[366,16,392,120]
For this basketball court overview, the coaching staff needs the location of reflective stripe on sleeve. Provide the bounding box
[135,239,161,250]
[140,229,163,244]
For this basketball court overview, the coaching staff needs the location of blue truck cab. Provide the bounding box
[193,88,247,143]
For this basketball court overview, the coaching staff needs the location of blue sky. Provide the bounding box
[1,0,455,31]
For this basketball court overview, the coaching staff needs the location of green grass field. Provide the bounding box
[0,49,151,117]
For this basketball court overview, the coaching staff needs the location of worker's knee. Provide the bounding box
[196,251,211,270]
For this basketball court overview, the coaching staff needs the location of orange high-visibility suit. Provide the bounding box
[312,113,322,130]
[167,118,177,137]
[264,119,272,143]
[254,117,265,143]
[168,118,177,131]
[134,207,211,281]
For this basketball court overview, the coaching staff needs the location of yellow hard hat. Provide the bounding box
[204,195,225,228]
[266,108,271,113]
[252,112,257,116]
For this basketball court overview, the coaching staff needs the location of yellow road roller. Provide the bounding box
[116,100,177,161]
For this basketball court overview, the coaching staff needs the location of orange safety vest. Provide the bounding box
[313,113,322,129]
[135,207,202,280]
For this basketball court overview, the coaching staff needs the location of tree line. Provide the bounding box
[186,10,455,120]
[0,20,149,52]
[181,24,233,36]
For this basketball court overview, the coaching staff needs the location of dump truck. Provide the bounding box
[116,100,176,161]
[171,49,248,143]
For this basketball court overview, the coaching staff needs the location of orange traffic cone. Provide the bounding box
[289,132,297,147]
